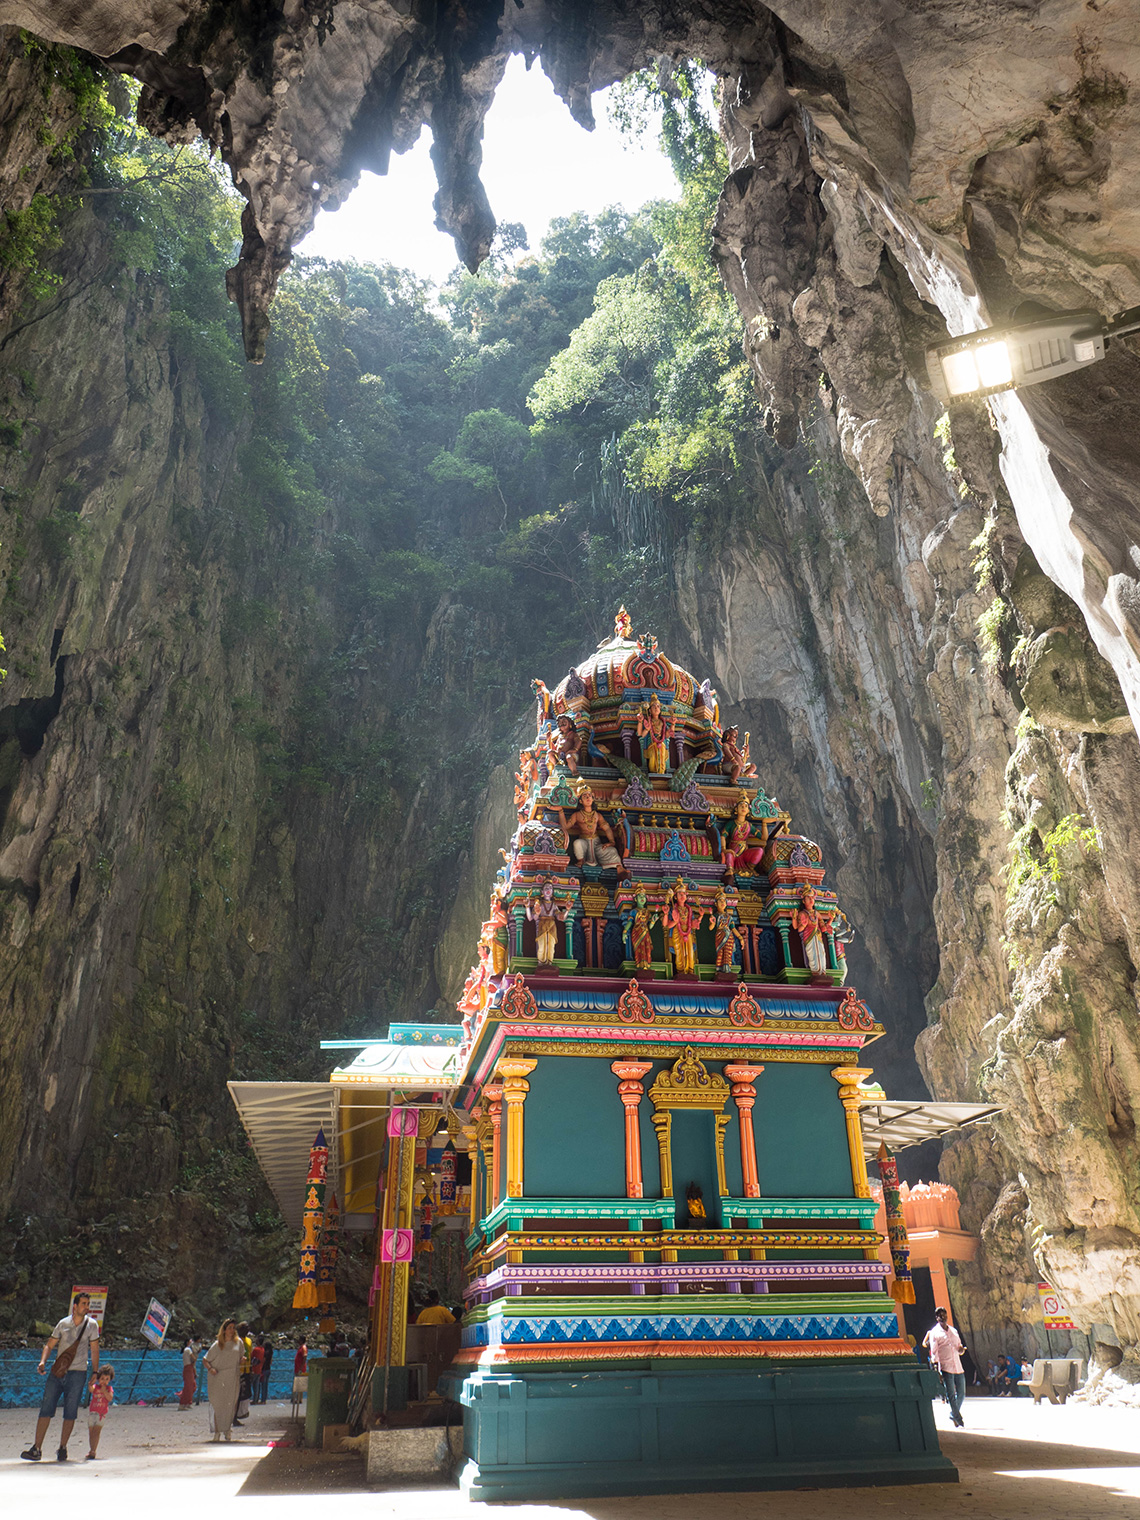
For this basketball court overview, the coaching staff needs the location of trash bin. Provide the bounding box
[304,1357,354,1448]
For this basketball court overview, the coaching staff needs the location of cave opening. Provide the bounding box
[0,6,1138,1399]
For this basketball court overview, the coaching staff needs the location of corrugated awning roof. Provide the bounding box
[228,1081,338,1231]
[860,1099,1003,1156]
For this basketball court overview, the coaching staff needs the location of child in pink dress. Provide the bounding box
[86,1366,114,1459]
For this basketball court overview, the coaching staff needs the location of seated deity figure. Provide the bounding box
[526,879,569,966]
[637,694,674,774]
[711,887,746,972]
[663,876,706,978]
[554,714,583,775]
[554,785,626,875]
[792,884,834,975]
[722,726,758,785]
[721,794,765,880]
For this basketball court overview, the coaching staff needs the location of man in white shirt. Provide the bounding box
[21,1291,100,1462]
[923,1305,967,1428]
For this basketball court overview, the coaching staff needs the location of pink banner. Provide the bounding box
[380,1228,415,1263]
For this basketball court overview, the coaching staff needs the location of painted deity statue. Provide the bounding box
[722,726,758,786]
[722,794,765,880]
[792,884,834,975]
[831,908,855,981]
[623,884,658,970]
[711,887,746,972]
[526,879,569,966]
[554,714,583,775]
[663,876,706,978]
[483,887,510,976]
[607,605,632,643]
[554,785,625,874]
[532,677,554,727]
[637,693,674,774]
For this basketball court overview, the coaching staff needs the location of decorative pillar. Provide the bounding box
[485,1083,504,1213]
[824,931,838,971]
[496,1060,537,1199]
[714,1114,731,1197]
[776,921,792,971]
[611,1060,654,1198]
[461,1123,481,1232]
[373,1106,440,1372]
[832,1067,874,1199]
[724,1062,764,1199]
[651,1109,673,1198]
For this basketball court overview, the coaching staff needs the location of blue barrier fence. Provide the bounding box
[0,1349,324,1409]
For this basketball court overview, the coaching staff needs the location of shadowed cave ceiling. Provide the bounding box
[2,0,1140,1366]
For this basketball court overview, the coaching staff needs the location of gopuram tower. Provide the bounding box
[440,609,952,1499]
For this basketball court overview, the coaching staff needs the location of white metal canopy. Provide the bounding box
[227,1081,339,1230]
[859,1099,1002,1157]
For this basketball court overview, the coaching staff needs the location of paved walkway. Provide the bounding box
[2,1395,1138,1518]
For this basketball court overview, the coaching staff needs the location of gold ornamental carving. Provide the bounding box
[648,1045,730,1113]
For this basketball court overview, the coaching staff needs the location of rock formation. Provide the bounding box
[0,2,1137,1365]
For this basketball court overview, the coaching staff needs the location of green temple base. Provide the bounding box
[440,1359,956,1502]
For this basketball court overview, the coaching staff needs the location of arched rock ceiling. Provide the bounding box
[5,0,1140,737]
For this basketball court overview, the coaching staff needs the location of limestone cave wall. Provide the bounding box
[0,2,1138,1368]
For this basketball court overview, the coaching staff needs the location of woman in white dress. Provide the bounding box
[204,1319,243,1441]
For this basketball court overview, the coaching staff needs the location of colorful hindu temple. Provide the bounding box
[229,609,1002,1498]
[435,610,953,1498]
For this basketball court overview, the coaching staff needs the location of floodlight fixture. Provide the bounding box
[926,304,1140,403]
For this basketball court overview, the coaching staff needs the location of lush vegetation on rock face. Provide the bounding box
[0,55,763,1336]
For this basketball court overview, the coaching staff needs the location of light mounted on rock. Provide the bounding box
[925,304,1140,403]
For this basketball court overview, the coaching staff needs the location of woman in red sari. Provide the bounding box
[178,1335,198,1410]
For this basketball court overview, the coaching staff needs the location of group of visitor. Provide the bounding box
[987,1353,1025,1394]
[18,1291,316,1460]
[178,1326,277,1412]
[20,1292,109,1463]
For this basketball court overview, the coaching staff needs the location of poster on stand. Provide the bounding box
[70,1285,108,1330]
[141,1298,173,1347]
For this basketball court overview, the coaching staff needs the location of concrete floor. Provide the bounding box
[2,1394,1139,1519]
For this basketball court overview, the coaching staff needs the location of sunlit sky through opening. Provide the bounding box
[299,54,680,283]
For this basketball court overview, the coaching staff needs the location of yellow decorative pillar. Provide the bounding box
[373,1106,440,1372]
[461,1122,481,1232]
[496,1059,537,1199]
[832,1067,878,1262]
[831,1067,874,1197]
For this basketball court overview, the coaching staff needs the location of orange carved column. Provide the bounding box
[724,1063,764,1199]
[611,1060,654,1198]
[485,1082,504,1214]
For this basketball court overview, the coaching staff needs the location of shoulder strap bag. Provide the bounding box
[49,1316,92,1380]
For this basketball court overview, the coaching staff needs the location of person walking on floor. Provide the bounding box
[85,1365,115,1459]
[923,1306,969,1428]
[204,1319,243,1442]
[233,1321,252,1424]
[257,1337,273,1404]
[179,1336,198,1411]
[21,1290,101,1462]
[250,1336,267,1405]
